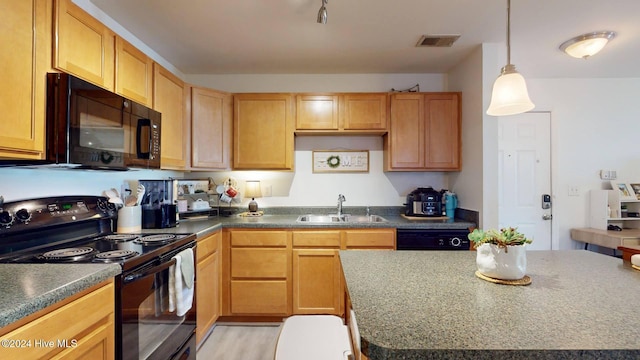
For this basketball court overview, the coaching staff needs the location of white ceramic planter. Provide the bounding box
[476,243,527,280]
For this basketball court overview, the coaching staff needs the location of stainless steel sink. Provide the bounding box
[296,214,388,223]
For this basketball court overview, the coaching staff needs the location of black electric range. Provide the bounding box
[0,195,197,360]
[0,195,196,271]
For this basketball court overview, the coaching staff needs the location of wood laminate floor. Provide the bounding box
[197,324,282,360]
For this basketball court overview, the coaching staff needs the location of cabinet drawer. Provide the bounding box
[197,231,220,261]
[345,229,396,249]
[292,231,341,248]
[230,280,288,314]
[230,230,287,247]
[231,248,288,278]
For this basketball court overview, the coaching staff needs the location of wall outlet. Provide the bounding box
[568,185,580,196]
[262,184,272,197]
[600,170,617,180]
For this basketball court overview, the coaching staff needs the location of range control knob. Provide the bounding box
[96,198,108,213]
[15,208,32,223]
[0,210,14,227]
[451,237,462,247]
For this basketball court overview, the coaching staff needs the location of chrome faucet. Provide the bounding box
[337,194,346,216]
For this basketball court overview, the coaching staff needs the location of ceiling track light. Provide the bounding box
[317,0,328,24]
[559,31,616,59]
[486,0,534,117]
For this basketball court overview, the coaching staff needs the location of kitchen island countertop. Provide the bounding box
[0,263,121,329]
[340,250,640,360]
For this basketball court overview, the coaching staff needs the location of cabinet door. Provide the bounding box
[196,250,219,344]
[296,94,339,130]
[191,87,232,169]
[233,94,294,169]
[196,231,220,344]
[153,63,188,170]
[292,249,342,315]
[386,94,425,170]
[424,93,461,170]
[54,0,115,90]
[116,36,153,107]
[340,93,388,131]
[0,0,48,159]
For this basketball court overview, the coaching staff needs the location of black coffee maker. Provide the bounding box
[139,179,178,228]
[405,187,446,217]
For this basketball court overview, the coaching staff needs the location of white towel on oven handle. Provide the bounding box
[169,248,195,316]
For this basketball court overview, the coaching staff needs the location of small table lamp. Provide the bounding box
[245,180,262,213]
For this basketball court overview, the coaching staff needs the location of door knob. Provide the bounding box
[542,214,553,220]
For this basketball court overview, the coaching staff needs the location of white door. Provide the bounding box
[498,112,552,250]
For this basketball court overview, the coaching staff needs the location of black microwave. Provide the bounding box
[46,73,161,170]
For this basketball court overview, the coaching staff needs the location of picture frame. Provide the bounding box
[312,150,369,173]
[629,183,640,200]
[610,181,636,200]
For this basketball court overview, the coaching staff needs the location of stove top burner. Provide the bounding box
[135,234,177,245]
[38,247,95,261]
[94,249,139,262]
[102,234,139,243]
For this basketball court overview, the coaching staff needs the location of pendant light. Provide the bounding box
[317,0,328,24]
[486,0,534,116]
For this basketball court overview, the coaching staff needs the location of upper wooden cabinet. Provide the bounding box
[153,63,188,170]
[54,0,115,90]
[295,93,388,134]
[295,94,339,130]
[191,87,232,170]
[116,37,153,107]
[233,93,294,170]
[385,92,461,171]
[340,93,388,131]
[0,0,50,159]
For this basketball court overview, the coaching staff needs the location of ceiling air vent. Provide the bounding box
[415,35,460,47]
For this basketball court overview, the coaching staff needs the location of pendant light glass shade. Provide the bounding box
[486,0,534,116]
[487,64,534,116]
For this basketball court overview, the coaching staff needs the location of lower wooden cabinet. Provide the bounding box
[292,248,342,315]
[225,230,291,316]
[0,280,115,360]
[196,231,221,345]
[222,228,395,319]
[344,229,396,249]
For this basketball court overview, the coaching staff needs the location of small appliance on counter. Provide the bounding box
[405,187,446,217]
[139,179,178,228]
[444,191,458,219]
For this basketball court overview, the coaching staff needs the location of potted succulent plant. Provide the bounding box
[468,227,533,280]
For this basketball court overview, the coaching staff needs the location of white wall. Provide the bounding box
[526,77,640,249]
[447,45,485,225]
[0,167,182,202]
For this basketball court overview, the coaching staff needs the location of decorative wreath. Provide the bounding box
[326,155,341,168]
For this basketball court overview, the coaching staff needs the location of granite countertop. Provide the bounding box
[0,208,474,330]
[168,208,475,234]
[0,263,121,329]
[339,250,640,360]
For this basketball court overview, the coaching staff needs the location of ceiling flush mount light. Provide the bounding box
[559,31,616,59]
[486,0,534,117]
[317,0,327,24]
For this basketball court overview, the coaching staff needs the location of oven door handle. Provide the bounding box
[123,258,176,284]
